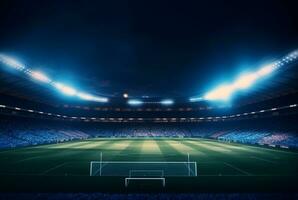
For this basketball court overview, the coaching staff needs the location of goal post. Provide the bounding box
[90,161,197,177]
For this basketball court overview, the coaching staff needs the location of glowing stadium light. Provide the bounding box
[196,49,298,102]
[0,105,5,108]
[160,99,174,105]
[204,84,234,101]
[233,72,259,89]
[123,93,128,98]
[77,92,94,100]
[53,82,77,96]
[0,54,25,71]
[77,92,108,102]
[189,97,203,102]
[256,64,276,77]
[128,99,143,105]
[30,71,51,83]
[90,96,109,103]
[0,54,109,103]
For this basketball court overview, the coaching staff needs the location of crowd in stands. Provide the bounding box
[0,116,298,149]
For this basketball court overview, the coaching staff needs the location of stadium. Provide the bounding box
[0,1,298,199]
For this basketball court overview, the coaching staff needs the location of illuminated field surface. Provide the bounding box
[0,138,297,192]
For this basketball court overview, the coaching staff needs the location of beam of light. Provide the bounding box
[233,72,259,90]
[77,92,108,102]
[0,54,109,103]
[196,49,298,102]
[0,54,25,71]
[53,82,77,96]
[189,97,203,102]
[256,64,276,77]
[128,99,143,105]
[204,84,235,101]
[91,96,109,103]
[77,92,95,100]
[160,99,174,105]
[29,71,51,83]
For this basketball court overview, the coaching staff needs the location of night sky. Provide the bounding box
[0,0,297,99]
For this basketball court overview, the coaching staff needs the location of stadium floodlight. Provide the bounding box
[123,93,129,98]
[189,97,203,102]
[256,64,275,77]
[128,99,143,105]
[91,96,109,103]
[53,82,77,96]
[77,92,94,100]
[233,72,258,90]
[29,71,51,83]
[197,50,298,102]
[0,54,26,71]
[77,92,108,102]
[204,84,234,101]
[160,99,174,105]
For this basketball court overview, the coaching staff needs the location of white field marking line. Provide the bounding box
[250,156,277,164]
[183,162,196,176]
[13,156,42,164]
[222,162,251,175]
[40,162,68,175]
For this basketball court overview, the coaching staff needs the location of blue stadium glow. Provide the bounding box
[160,99,174,105]
[29,71,52,83]
[128,99,143,105]
[190,49,298,102]
[189,97,203,102]
[53,82,77,96]
[0,54,25,71]
[0,54,109,103]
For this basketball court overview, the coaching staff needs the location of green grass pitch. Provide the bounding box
[0,138,297,192]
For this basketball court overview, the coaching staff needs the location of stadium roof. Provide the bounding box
[0,1,298,107]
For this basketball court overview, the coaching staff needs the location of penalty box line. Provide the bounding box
[222,162,251,176]
[40,162,68,175]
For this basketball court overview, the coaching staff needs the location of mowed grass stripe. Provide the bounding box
[165,140,205,155]
[198,140,297,165]
[71,140,110,149]
[105,140,132,151]
[105,139,144,161]
[155,139,186,162]
[141,140,162,154]
[186,140,233,154]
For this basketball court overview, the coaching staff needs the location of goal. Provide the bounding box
[89,161,197,177]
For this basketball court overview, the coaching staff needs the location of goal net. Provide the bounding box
[90,161,197,177]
